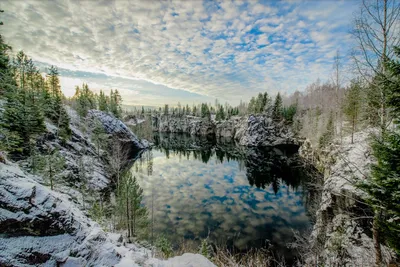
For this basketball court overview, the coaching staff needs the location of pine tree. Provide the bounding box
[117,171,148,238]
[37,148,65,190]
[98,90,108,112]
[109,89,122,118]
[91,118,109,156]
[46,66,71,140]
[343,79,362,144]
[2,51,46,155]
[164,104,169,115]
[216,105,225,121]
[319,111,334,149]
[272,92,283,121]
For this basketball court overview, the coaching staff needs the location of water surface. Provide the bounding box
[131,133,314,261]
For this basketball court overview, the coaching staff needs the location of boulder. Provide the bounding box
[87,110,148,155]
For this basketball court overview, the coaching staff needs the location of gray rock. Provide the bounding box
[87,110,148,155]
[152,114,299,147]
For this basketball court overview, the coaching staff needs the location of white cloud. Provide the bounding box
[2,0,359,105]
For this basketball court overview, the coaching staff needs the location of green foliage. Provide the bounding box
[109,89,122,118]
[201,103,211,120]
[319,111,334,149]
[164,104,169,115]
[98,90,108,112]
[37,149,65,190]
[215,105,225,121]
[117,171,149,238]
[272,93,283,121]
[156,235,173,258]
[343,79,362,143]
[91,118,109,156]
[199,238,213,260]
[248,92,271,114]
[282,104,297,123]
[90,201,105,224]
[359,47,400,254]
[74,83,96,117]
[1,51,46,155]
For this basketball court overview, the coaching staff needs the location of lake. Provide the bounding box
[130,133,315,262]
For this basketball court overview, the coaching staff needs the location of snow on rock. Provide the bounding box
[0,161,215,267]
[307,129,396,266]
[88,110,150,155]
[152,114,299,147]
[145,253,216,267]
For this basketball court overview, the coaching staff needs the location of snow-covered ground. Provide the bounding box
[0,105,213,266]
[0,160,215,267]
[307,129,396,266]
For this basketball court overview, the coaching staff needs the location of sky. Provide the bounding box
[1,0,359,107]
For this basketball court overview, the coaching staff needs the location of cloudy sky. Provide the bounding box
[2,0,358,107]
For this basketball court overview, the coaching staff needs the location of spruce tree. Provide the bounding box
[98,90,108,112]
[359,47,400,255]
[2,51,45,155]
[272,92,283,121]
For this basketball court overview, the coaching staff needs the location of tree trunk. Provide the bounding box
[126,188,130,238]
[373,211,383,266]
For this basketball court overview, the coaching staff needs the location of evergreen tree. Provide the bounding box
[117,171,148,238]
[359,47,400,255]
[74,83,96,117]
[46,66,71,140]
[98,90,108,112]
[248,96,256,114]
[272,92,283,121]
[37,148,65,190]
[343,79,362,144]
[91,118,109,156]
[109,89,122,118]
[186,104,190,116]
[319,111,334,149]
[282,104,297,124]
[201,103,211,120]
[2,51,45,155]
[192,105,197,116]
[216,105,225,121]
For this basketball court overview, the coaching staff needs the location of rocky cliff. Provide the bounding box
[0,106,214,267]
[300,130,396,266]
[0,161,215,267]
[152,114,299,147]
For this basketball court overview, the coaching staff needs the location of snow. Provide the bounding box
[0,160,215,267]
[308,129,396,266]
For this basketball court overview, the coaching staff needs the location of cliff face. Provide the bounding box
[300,130,396,266]
[0,107,214,267]
[152,114,299,147]
[0,161,215,267]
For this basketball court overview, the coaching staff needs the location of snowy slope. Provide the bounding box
[0,161,215,267]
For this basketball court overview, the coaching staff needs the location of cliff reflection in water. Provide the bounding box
[131,133,316,261]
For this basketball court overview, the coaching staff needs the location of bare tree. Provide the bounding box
[107,138,129,187]
[332,50,344,143]
[352,0,400,132]
[352,1,400,264]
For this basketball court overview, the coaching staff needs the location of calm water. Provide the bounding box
[130,133,315,261]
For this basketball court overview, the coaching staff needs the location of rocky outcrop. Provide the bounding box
[88,109,149,155]
[152,114,299,148]
[0,161,215,267]
[303,130,396,266]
